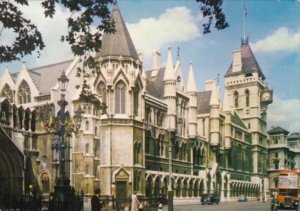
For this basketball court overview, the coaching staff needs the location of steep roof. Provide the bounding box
[268,126,289,135]
[231,112,247,129]
[145,67,165,99]
[225,39,265,80]
[196,91,211,114]
[97,6,138,60]
[27,60,72,95]
[186,62,197,93]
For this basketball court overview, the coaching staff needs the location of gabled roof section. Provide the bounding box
[196,91,212,114]
[27,60,72,95]
[97,5,138,60]
[268,126,289,135]
[231,112,247,129]
[225,38,265,80]
[145,67,165,99]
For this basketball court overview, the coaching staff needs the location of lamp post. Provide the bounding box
[44,71,84,211]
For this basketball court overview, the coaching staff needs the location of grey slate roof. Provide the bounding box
[97,6,138,60]
[145,68,165,99]
[196,91,211,114]
[225,41,265,80]
[28,60,72,95]
[268,126,289,135]
[231,112,247,129]
[288,133,300,141]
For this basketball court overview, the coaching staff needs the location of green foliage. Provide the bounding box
[0,0,115,63]
[196,0,229,34]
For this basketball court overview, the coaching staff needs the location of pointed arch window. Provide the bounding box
[18,80,31,104]
[234,91,239,108]
[245,89,250,107]
[133,85,140,116]
[1,84,13,103]
[97,82,106,103]
[115,81,126,114]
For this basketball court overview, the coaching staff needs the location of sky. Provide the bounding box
[0,0,299,132]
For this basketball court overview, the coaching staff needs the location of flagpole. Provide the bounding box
[243,0,247,41]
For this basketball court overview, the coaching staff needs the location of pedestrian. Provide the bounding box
[91,188,102,211]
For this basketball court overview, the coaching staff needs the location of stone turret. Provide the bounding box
[186,62,197,138]
[163,47,176,131]
[209,80,220,146]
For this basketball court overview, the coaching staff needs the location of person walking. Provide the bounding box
[91,188,102,211]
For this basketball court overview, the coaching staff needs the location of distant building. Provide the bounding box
[267,127,300,194]
[0,5,274,202]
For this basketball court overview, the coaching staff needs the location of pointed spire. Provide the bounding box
[210,81,220,106]
[223,90,230,112]
[98,5,138,60]
[163,47,176,81]
[21,61,27,72]
[174,57,185,91]
[186,62,197,92]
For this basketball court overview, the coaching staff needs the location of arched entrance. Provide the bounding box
[0,128,24,198]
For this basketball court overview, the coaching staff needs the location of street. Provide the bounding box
[162,201,272,211]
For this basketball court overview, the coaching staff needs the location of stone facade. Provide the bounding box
[0,5,274,202]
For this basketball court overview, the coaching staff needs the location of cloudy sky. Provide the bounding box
[0,0,299,132]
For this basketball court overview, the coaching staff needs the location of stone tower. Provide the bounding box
[96,5,145,198]
[224,38,273,196]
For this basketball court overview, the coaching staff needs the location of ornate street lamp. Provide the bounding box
[49,71,83,211]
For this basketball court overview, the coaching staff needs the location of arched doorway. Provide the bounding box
[0,128,24,197]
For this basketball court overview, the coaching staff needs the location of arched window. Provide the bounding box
[1,84,13,103]
[18,80,31,104]
[245,89,250,107]
[85,120,89,131]
[85,143,89,154]
[133,85,140,116]
[94,126,98,137]
[85,164,89,175]
[97,81,106,103]
[115,81,126,114]
[41,173,50,193]
[234,91,239,108]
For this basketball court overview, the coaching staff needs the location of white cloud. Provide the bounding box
[268,95,300,132]
[127,7,201,57]
[19,2,73,66]
[252,27,300,53]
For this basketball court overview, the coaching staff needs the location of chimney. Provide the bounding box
[232,49,242,72]
[152,50,161,70]
[204,79,216,91]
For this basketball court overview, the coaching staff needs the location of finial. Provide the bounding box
[217,73,220,85]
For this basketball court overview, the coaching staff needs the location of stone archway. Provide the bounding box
[0,128,24,197]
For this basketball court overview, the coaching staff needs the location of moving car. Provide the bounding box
[201,194,220,205]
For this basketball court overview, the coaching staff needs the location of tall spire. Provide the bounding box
[163,47,176,81]
[98,5,138,60]
[210,81,220,106]
[186,62,197,93]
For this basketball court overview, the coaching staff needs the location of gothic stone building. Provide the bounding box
[0,6,273,201]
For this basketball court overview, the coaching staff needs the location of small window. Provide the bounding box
[234,91,239,108]
[245,89,250,107]
[85,120,89,131]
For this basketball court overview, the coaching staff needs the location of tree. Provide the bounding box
[0,0,229,63]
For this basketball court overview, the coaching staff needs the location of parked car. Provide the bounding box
[201,194,220,205]
[238,195,248,202]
